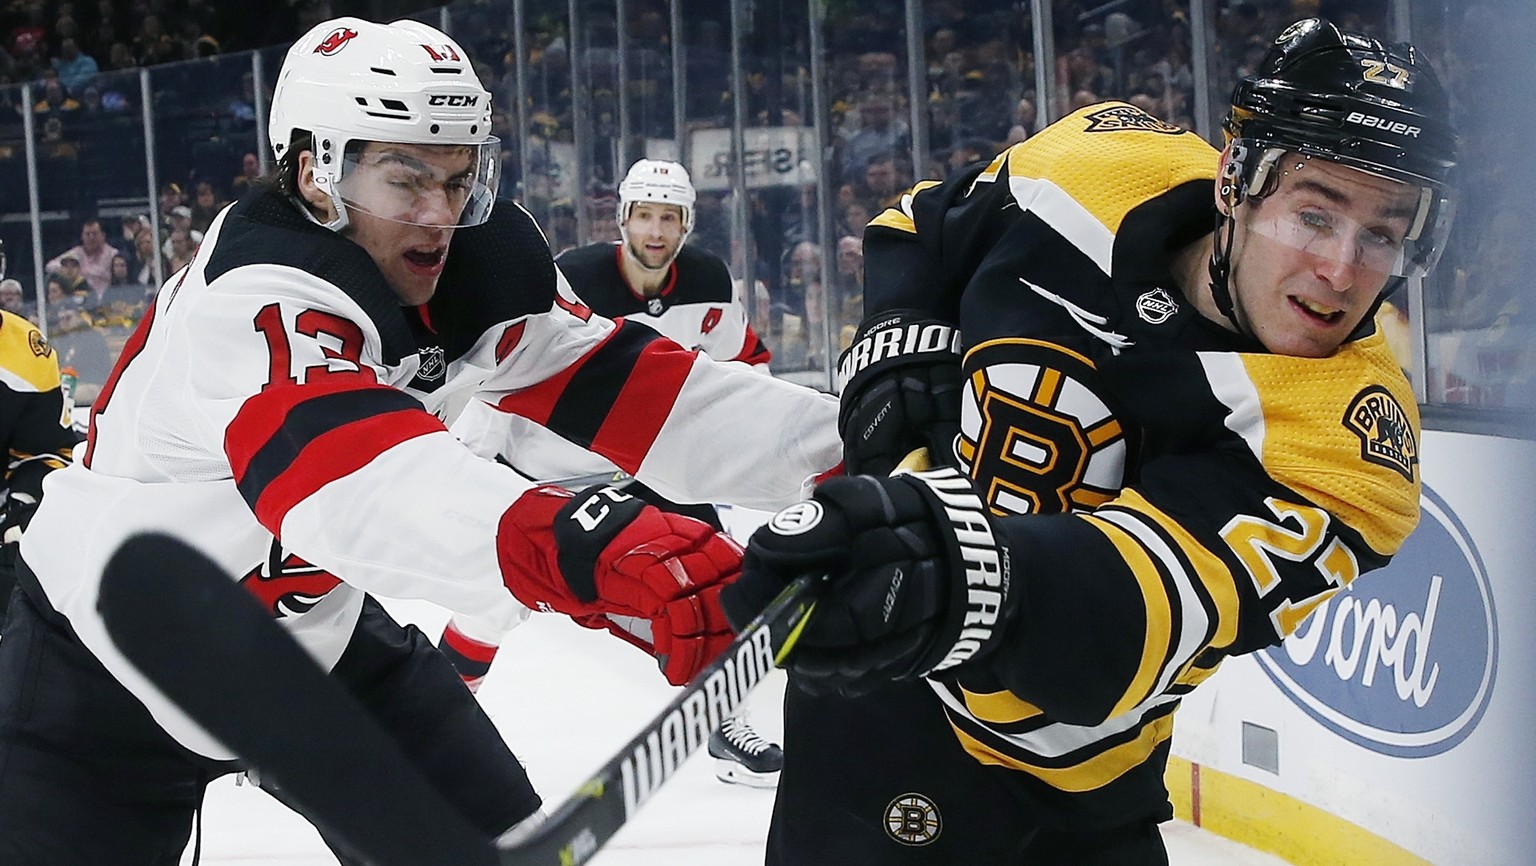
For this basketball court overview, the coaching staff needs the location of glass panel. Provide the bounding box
[31,66,153,410]
[1047,0,1197,129]
[923,1,1036,162]
[1416,0,1536,411]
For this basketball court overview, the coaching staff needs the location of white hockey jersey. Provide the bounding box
[20,190,838,760]
[455,240,786,497]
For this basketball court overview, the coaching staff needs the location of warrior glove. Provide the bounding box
[498,484,742,685]
[837,311,963,477]
[721,468,1013,695]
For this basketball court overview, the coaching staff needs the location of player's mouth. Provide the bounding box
[402,246,447,276]
[1291,296,1345,325]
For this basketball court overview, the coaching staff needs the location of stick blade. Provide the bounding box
[97,532,500,866]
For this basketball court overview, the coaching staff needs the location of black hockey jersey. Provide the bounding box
[864,102,1420,824]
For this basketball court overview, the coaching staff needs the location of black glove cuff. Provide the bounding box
[835,311,961,425]
[894,468,1013,676]
[552,484,648,603]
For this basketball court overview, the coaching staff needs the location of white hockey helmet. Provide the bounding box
[617,159,696,242]
[268,17,499,231]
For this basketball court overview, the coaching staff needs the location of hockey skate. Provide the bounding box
[707,714,783,788]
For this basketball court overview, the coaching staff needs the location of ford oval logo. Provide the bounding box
[1254,485,1497,757]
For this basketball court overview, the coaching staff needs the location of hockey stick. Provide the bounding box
[97,532,817,866]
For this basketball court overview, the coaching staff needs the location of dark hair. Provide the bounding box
[256,129,312,199]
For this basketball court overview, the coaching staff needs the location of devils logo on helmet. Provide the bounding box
[314,27,359,56]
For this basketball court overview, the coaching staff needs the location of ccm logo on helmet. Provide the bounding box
[427,94,479,107]
[1345,111,1421,138]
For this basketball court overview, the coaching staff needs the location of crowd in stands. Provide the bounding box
[0,0,1525,407]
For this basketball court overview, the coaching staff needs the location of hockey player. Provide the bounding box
[0,240,77,622]
[443,158,783,787]
[0,18,838,865]
[723,18,1455,865]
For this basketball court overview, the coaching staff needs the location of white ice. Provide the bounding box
[191,600,1289,865]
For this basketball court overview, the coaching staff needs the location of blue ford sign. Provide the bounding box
[1254,486,1497,757]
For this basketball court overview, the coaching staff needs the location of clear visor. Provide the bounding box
[334,138,499,228]
[1241,149,1455,279]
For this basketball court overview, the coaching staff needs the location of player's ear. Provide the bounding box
[296,151,338,222]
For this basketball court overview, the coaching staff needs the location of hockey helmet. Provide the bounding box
[1220,17,1456,279]
[268,17,498,231]
[617,159,696,241]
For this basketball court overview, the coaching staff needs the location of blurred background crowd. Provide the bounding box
[0,0,1528,420]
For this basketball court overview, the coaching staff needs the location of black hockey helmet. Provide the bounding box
[1226,18,1456,191]
[1208,18,1458,326]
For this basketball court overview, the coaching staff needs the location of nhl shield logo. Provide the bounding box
[1344,385,1417,481]
[646,297,665,316]
[1135,288,1179,324]
[884,793,941,846]
[416,346,446,383]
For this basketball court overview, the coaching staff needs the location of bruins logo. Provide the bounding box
[1344,385,1417,481]
[885,793,941,846]
[959,342,1126,516]
[27,328,52,358]
[1083,105,1184,135]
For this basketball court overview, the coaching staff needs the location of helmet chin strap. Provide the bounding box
[1207,210,1242,331]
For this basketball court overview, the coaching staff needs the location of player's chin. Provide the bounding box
[386,268,442,306]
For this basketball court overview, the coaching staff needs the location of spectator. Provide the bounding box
[131,227,162,287]
[51,37,98,93]
[51,255,90,300]
[163,227,198,274]
[106,41,136,71]
[230,152,262,196]
[43,273,82,332]
[33,76,80,115]
[839,92,909,184]
[90,254,146,328]
[158,183,185,224]
[0,278,35,323]
[37,116,78,160]
[188,182,225,233]
[46,218,116,295]
[134,14,179,66]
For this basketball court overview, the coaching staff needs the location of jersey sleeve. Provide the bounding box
[699,257,771,368]
[475,269,840,510]
[974,341,1419,727]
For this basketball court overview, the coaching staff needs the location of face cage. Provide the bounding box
[311,135,501,231]
[1232,141,1456,279]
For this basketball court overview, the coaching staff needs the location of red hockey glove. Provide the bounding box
[498,484,742,685]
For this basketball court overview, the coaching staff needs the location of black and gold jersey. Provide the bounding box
[0,310,75,510]
[863,102,1420,823]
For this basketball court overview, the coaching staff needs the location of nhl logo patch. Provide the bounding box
[647,297,665,316]
[1083,105,1184,135]
[415,346,446,382]
[884,793,941,846]
[1136,288,1179,324]
[1344,385,1417,481]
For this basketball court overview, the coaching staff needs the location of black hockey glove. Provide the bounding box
[720,468,1013,695]
[836,311,964,477]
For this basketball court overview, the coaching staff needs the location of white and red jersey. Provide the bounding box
[454,240,796,496]
[20,190,838,760]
